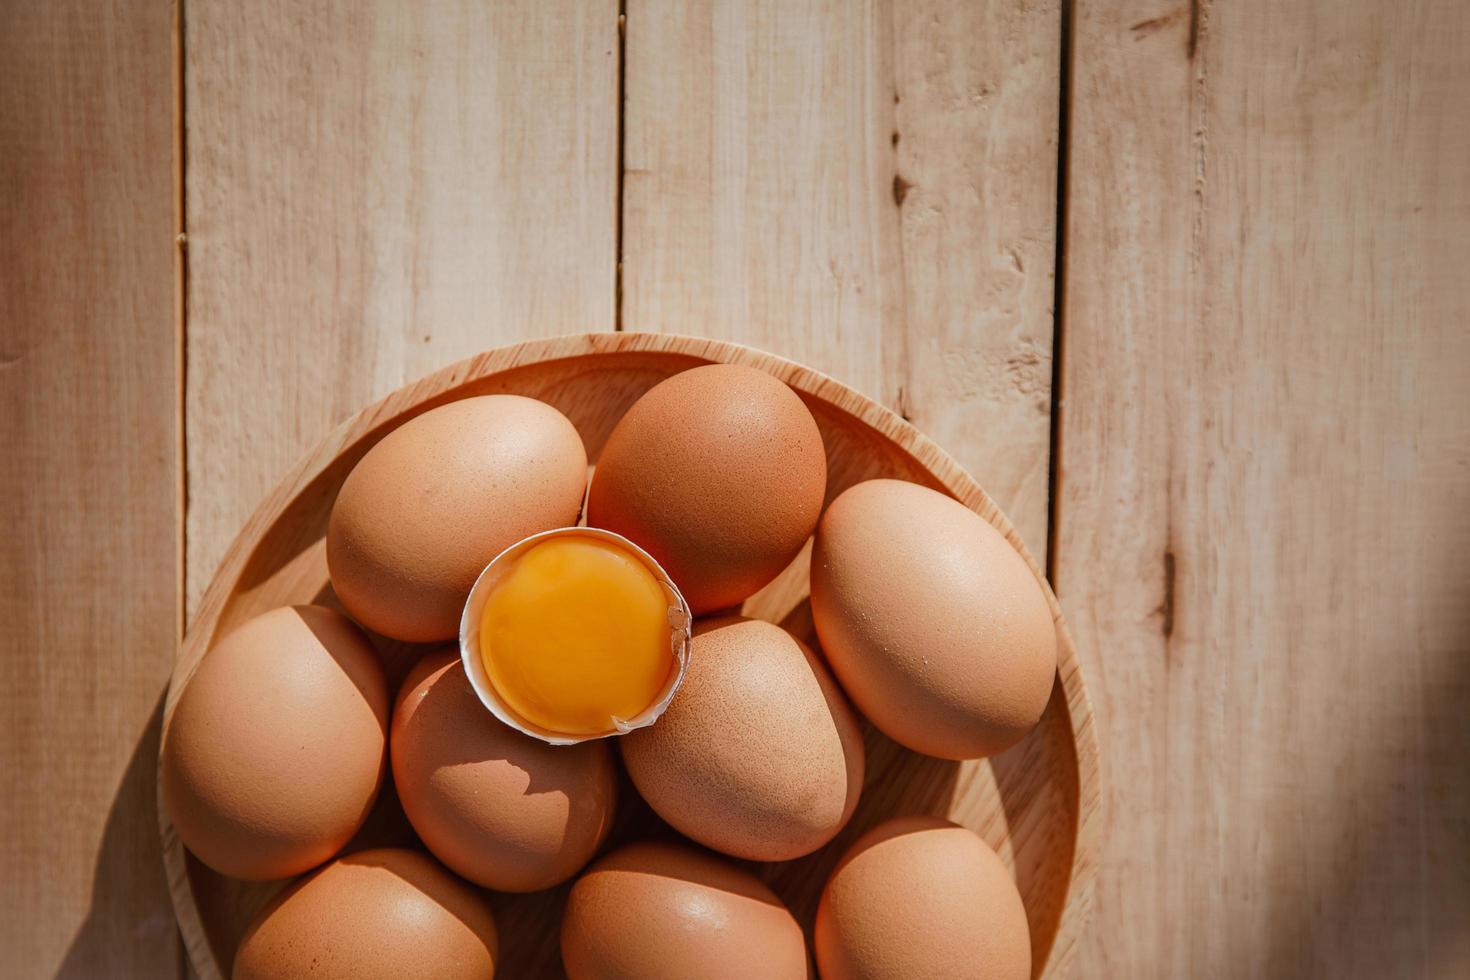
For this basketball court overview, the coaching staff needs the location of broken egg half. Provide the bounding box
[459,526,693,745]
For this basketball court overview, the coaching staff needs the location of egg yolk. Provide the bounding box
[480,536,676,736]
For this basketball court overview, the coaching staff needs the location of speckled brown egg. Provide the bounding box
[561,841,808,980]
[810,479,1057,760]
[160,606,388,881]
[327,395,588,642]
[233,848,499,980]
[620,616,863,861]
[586,364,826,614]
[815,816,1030,980]
[391,651,616,892]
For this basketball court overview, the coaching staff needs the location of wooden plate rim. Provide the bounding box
[157,331,1101,979]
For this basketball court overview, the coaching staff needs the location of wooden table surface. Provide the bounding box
[4,1,1466,977]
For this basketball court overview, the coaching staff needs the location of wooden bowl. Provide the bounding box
[159,333,1100,979]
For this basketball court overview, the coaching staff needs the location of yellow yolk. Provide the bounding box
[480,536,675,736]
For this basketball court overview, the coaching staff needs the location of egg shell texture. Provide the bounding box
[586,364,826,614]
[810,479,1057,760]
[815,816,1030,980]
[232,848,499,980]
[560,841,808,980]
[391,651,617,892]
[327,394,588,642]
[160,605,389,881]
[620,616,864,861]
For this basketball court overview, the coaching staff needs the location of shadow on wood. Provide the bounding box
[56,692,179,979]
[1259,601,1470,975]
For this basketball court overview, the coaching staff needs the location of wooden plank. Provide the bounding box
[0,2,182,977]
[1058,1,1470,976]
[621,0,1062,554]
[184,0,621,614]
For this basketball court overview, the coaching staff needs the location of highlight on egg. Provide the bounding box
[327,394,588,643]
[815,815,1032,980]
[561,841,809,980]
[390,650,617,893]
[810,478,1058,760]
[620,615,865,861]
[233,848,499,980]
[161,605,389,881]
[586,363,827,615]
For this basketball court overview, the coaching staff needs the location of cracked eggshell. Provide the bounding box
[390,651,617,892]
[561,841,808,980]
[620,616,864,862]
[810,479,1057,760]
[161,605,389,881]
[233,848,499,980]
[586,364,826,615]
[815,816,1030,980]
[327,394,588,643]
[459,526,692,745]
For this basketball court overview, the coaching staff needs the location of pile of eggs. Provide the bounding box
[161,364,1058,980]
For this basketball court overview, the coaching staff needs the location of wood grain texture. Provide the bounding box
[0,1,182,977]
[621,0,1061,554]
[160,334,1099,980]
[183,0,621,616]
[1058,1,1470,976]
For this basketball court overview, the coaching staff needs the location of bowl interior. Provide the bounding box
[167,339,1088,980]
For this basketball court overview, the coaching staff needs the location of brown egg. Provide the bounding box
[233,848,498,980]
[391,651,617,892]
[620,616,863,861]
[586,364,825,614]
[327,395,588,642]
[816,816,1030,980]
[561,841,808,980]
[161,606,388,881]
[810,479,1057,759]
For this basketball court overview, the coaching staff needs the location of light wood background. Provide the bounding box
[3,0,1466,977]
